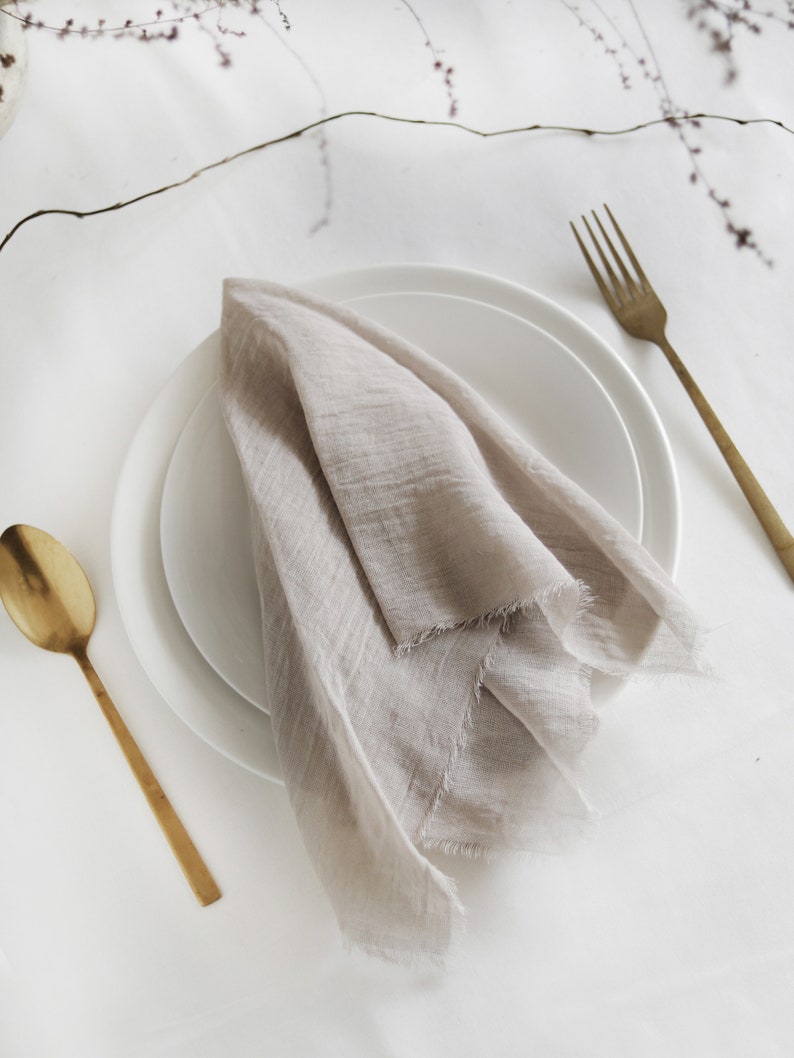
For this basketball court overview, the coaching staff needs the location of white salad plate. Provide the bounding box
[111,264,681,782]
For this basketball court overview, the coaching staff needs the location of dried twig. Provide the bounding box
[1,108,790,256]
[560,0,792,261]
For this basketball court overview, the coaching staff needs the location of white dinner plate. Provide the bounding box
[160,293,643,711]
[111,264,681,782]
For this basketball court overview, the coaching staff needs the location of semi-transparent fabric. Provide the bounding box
[219,279,706,963]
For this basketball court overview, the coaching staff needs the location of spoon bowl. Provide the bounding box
[0,524,221,906]
[0,524,95,653]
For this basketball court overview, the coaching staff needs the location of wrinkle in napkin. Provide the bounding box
[219,278,706,963]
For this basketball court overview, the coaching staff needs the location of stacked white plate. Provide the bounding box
[111,264,680,784]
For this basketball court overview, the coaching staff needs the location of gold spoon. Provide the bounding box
[0,523,221,906]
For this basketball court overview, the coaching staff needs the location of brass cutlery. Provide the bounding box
[0,524,221,905]
[571,204,794,582]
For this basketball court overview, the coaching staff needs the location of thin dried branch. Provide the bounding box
[1,0,276,64]
[684,0,794,82]
[396,0,458,116]
[1,108,790,256]
[562,0,791,261]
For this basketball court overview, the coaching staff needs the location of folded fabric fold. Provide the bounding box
[219,278,707,964]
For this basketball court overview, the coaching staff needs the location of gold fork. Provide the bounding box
[571,204,794,583]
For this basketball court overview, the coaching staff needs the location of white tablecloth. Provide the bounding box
[1,3,793,1055]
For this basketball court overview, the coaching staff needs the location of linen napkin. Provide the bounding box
[219,278,706,964]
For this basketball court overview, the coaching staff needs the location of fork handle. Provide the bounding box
[658,334,794,582]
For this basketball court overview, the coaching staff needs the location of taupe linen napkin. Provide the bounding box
[219,278,706,963]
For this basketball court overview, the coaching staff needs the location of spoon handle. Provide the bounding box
[72,645,221,907]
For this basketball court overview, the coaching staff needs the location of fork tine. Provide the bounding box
[580,214,625,305]
[591,210,639,296]
[569,219,620,313]
[603,203,650,291]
